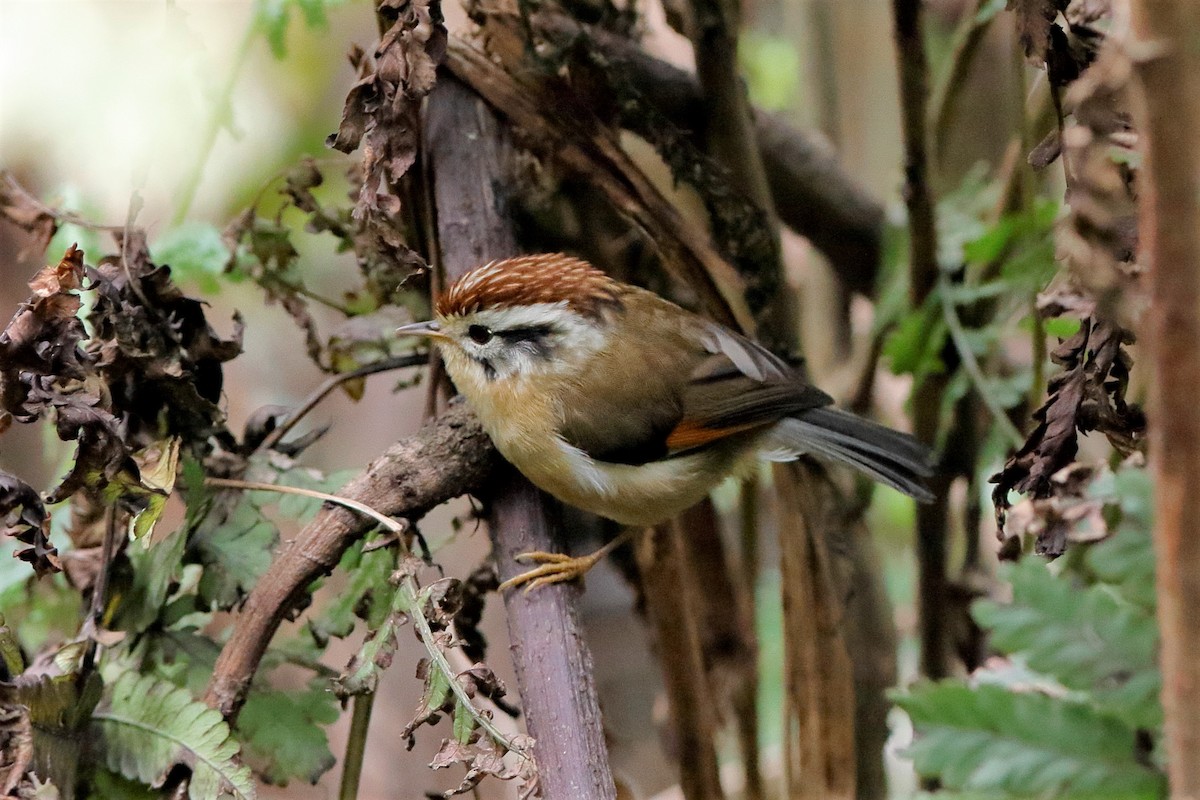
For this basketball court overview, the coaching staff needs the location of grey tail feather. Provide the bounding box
[763,408,936,502]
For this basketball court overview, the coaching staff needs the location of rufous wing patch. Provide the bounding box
[665,418,763,451]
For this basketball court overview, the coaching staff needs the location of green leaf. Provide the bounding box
[254,0,337,59]
[237,684,337,785]
[897,682,1164,798]
[92,672,256,800]
[307,541,395,645]
[452,697,476,744]
[151,224,231,295]
[883,293,947,381]
[115,525,189,634]
[1086,530,1156,612]
[972,558,1160,728]
[191,497,277,610]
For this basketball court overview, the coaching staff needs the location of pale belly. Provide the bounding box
[493,431,750,527]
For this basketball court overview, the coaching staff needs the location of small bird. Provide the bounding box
[398,254,933,589]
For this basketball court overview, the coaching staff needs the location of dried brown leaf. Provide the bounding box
[1008,0,1070,64]
[427,736,533,799]
[0,173,58,259]
[326,0,442,292]
[991,315,1144,551]
[0,471,59,577]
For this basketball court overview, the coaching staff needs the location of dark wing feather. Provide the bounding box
[663,326,832,455]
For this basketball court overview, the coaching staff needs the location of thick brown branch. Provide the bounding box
[445,37,755,335]
[426,74,618,800]
[533,15,884,297]
[1129,0,1200,794]
[203,401,497,719]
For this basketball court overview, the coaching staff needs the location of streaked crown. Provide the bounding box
[435,254,623,320]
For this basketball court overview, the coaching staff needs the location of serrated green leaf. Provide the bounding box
[452,696,476,744]
[92,672,256,800]
[884,294,947,381]
[307,541,395,645]
[115,526,189,634]
[1086,530,1156,611]
[151,225,231,295]
[897,682,1164,798]
[972,558,1160,728]
[237,684,337,786]
[191,498,277,610]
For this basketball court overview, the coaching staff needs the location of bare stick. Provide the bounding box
[1129,0,1200,793]
[530,15,884,297]
[426,74,618,800]
[892,0,952,681]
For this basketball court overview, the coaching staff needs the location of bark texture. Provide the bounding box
[1129,1,1200,795]
[426,73,618,800]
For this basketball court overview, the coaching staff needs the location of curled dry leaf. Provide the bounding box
[1008,0,1070,66]
[326,0,445,291]
[1001,462,1108,556]
[427,735,537,799]
[991,311,1144,550]
[1056,39,1140,311]
[0,471,59,578]
[0,172,58,259]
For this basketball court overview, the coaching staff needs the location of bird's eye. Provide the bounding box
[467,324,493,345]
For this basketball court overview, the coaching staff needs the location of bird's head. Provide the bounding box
[396,254,624,388]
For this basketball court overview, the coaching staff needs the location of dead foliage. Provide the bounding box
[326,0,447,295]
[991,308,1143,553]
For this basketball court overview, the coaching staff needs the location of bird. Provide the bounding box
[397,253,934,590]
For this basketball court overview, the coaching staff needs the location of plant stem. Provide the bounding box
[204,476,530,761]
[893,0,952,681]
[937,275,1024,448]
[338,693,375,800]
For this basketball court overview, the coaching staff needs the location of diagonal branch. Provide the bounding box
[203,401,497,719]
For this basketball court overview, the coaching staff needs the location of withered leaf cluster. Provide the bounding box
[0,236,242,575]
[991,313,1143,553]
[326,0,447,292]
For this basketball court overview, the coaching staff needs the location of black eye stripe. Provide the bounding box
[496,324,554,343]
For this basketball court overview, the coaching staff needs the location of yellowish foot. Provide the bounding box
[497,529,638,593]
[497,550,607,593]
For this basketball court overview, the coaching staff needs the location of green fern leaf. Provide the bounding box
[897,682,1164,799]
[91,672,256,799]
[972,556,1160,728]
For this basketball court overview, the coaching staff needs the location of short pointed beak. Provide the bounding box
[395,320,448,340]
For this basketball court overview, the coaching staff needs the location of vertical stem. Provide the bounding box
[892,0,951,680]
[425,74,617,800]
[635,520,726,800]
[338,693,375,800]
[1129,0,1200,794]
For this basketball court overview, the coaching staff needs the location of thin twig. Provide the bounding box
[256,353,429,453]
[936,275,1025,448]
[893,0,952,682]
[81,505,121,675]
[204,401,497,719]
[171,21,258,225]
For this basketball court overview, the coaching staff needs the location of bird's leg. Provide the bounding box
[497,527,640,593]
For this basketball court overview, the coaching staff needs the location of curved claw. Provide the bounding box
[497,549,603,593]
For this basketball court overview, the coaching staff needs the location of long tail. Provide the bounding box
[759,407,936,502]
